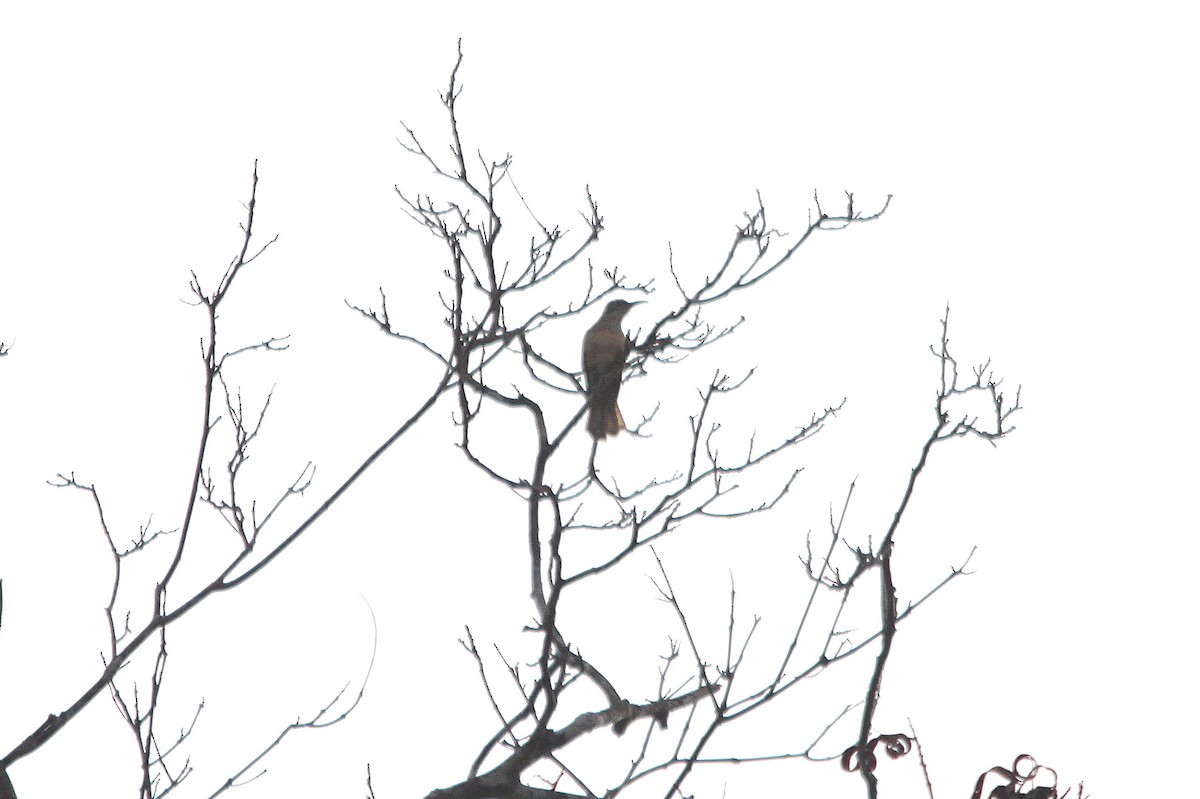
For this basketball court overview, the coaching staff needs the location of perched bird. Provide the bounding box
[582,299,641,440]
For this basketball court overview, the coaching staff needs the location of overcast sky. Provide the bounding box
[1,3,1197,798]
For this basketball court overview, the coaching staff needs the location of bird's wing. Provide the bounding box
[583,328,628,392]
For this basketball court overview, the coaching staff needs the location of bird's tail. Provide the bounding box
[588,400,625,439]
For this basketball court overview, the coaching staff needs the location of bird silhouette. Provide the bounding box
[582,299,641,440]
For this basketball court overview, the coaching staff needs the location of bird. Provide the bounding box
[582,299,641,440]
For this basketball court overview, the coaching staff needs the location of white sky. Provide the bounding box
[1,2,1197,798]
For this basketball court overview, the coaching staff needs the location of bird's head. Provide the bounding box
[602,298,643,320]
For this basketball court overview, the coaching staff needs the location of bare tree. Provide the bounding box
[354,45,1019,799]
[0,46,1035,799]
[0,169,380,798]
